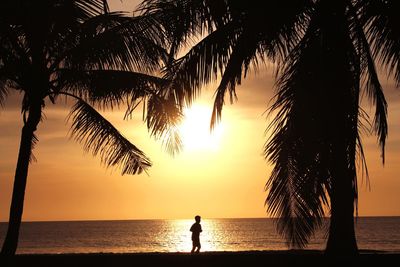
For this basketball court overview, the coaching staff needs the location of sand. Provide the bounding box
[1,250,399,267]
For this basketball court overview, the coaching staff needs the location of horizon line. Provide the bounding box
[1,215,400,223]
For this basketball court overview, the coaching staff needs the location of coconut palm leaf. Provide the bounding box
[363,0,400,85]
[0,67,9,107]
[348,1,388,162]
[56,69,168,107]
[166,21,239,106]
[140,0,240,110]
[138,0,203,61]
[264,118,328,248]
[210,32,262,128]
[138,0,227,39]
[74,0,106,17]
[145,94,182,155]
[208,0,313,128]
[67,99,151,175]
[57,69,182,154]
[361,50,388,161]
[52,13,167,73]
[0,83,8,107]
[0,25,29,71]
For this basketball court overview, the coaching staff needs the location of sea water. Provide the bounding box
[0,217,399,254]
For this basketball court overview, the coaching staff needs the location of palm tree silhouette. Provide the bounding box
[265,1,388,255]
[140,0,398,255]
[0,0,180,255]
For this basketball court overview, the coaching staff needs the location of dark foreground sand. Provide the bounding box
[1,250,399,267]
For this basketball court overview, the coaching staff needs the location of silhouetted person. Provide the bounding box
[190,215,202,253]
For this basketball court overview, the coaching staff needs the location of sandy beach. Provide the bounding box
[1,250,399,267]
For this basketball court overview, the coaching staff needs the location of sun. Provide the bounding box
[179,104,225,152]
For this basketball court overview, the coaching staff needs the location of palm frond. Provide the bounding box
[0,68,9,107]
[165,21,239,107]
[57,69,168,109]
[145,94,183,155]
[362,52,388,162]
[0,85,8,107]
[265,57,329,248]
[58,69,182,156]
[265,117,328,247]
[74,0,106,18]
[210,32,262,128]
[138,0,200,60]
[67,99,151,175]
[364,0,400,85]
[138,0,227,43]
[0,23,30,71]
[265,78,331,247]
[58,12,167,74]
[348,1,388,163]
[29,133,38,163]
[37,0,114,66]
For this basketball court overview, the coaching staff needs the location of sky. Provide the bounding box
[0,0,399,222]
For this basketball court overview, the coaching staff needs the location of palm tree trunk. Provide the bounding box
[325,145,358,256]
[1,104,41,256]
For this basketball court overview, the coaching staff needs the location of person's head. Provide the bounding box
[195,215,201,223]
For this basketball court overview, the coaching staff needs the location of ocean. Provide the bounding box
[0,217,399,254]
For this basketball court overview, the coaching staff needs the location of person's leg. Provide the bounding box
[195,243,201,253]
[191,240,196,253]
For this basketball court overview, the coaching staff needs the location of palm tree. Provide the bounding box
[0,0,180,255]
[265,1,388,255]
[139,0,396,255]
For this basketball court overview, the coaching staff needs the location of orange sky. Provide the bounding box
[0,1,399,222]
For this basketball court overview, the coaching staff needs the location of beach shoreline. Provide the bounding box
[1,250,399,267]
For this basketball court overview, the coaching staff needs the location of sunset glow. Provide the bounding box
[179,105,225,152]
[0,0,399,226]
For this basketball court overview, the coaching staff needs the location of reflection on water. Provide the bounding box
[0,217,399,254]
[172,218,282,252]
[129,219,225,252]
[170,219,224,252]
[128,219,288,252]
